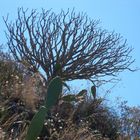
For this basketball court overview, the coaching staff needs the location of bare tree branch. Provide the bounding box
[3,8,135,84]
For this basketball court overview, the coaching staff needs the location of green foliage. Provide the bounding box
[1,61,138,140]
[26,76,63,140]
[77,89,87,97]
[26,106,47,140]
[61,94,76,102]
[54,63,62,73]
[45,76,63,109]
[91,85,96,99]
[61,90,87,102]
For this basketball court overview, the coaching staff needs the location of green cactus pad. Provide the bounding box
[45,76,62,109]
[26,106,47,140]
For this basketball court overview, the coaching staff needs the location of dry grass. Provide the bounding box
[0,61,139,140]
[57,122,108,140]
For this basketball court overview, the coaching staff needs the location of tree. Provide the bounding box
[4,8,135,85]
[118,101,140,139]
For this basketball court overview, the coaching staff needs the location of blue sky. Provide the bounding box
[0,0,140,106]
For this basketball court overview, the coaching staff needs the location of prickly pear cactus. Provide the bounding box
[26,76,62,140]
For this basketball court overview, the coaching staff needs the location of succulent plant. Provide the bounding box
[45,76,62,109]
[91,85,96,99]
[61,89,87,103]
[25,106,47,140]
[26,76,63,140]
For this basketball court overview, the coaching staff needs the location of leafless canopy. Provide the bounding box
[4,8,134,84]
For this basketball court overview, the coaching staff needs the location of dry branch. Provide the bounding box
[4,8,135,84]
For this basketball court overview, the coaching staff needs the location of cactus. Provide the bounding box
[61,94,76,102]
[91,85,96,99]
[45,76,62,109]
[26,106,47,140]
[61,90,87,103]
[76,89,87,97]
[26,76,63,140]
